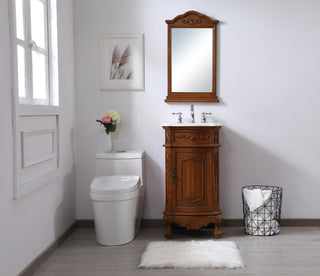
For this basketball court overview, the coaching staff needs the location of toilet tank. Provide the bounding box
[95,150,145,186]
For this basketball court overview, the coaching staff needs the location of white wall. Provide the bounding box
[0,0,75,275]
[74,0,320,220]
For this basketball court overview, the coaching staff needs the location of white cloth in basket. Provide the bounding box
[243,188,272,211]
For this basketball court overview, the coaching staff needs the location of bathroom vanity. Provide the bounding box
[162,123,222,238]
[162,11,222,238]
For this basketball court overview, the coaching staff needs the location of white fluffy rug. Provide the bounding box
[139,240,244,269]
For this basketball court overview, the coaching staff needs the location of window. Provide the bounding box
[10,0,60,199]
[12,0,59,106]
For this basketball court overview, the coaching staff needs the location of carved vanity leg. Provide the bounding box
[164,224,172,239]
[163,215,173,238]
[213,215,222,239]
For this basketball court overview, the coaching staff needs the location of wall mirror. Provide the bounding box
[165,11,219,102]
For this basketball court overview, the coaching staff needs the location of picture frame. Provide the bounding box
[100,33,145,91]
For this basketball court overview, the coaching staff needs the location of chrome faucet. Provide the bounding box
[172,112,183,123]
[201,112,212,123]
[190,104,195,123]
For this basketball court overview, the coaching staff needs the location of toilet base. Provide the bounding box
[92,196,140,246]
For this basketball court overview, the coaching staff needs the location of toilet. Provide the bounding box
[90,150,145,246]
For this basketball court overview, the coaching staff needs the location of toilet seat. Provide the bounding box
[90,175,140,202]
[91,175,139,194]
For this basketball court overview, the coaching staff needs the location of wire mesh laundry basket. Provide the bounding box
[242,185,283,236]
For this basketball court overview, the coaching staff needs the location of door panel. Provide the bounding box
[181,157,204,203]
[173,148,213,212]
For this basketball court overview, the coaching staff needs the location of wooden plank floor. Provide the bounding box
[34,227,320,276]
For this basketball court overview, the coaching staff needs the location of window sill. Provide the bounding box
[18,104,60,116]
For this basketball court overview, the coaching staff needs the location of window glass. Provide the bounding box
[32,51,48,101]
[30,0,46,49]
[15,0,25,40]
[17,45,26,98]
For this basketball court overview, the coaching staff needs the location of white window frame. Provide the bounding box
[9,0,60,199]
[10,0,59,107]
[19,0,49,105]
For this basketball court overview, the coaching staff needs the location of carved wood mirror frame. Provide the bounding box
[165,11,219,103]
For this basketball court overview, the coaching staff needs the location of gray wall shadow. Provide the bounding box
[220,127,320,219]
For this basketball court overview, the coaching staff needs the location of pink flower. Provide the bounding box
[101,115,111,124]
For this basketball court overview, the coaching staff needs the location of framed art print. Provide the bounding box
[100,33,145,91]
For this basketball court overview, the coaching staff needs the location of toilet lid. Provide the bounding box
[90,175,139,194]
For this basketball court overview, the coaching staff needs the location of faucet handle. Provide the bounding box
[201,112,212,123]
[172,112,183,123]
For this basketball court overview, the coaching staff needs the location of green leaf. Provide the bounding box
[108,124,117,133]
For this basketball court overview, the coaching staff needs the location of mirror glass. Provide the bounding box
[171,28,213,93]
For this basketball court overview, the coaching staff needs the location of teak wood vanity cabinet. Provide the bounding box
[162,125,222,238]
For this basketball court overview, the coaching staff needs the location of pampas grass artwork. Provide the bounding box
[110,45,133,80]
[100,33,144,90]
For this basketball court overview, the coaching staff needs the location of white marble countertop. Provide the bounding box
[161,123,222,127]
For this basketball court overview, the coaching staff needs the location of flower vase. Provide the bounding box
[103,134,113,152]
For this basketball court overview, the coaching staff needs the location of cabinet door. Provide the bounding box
[172,148,213,213]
